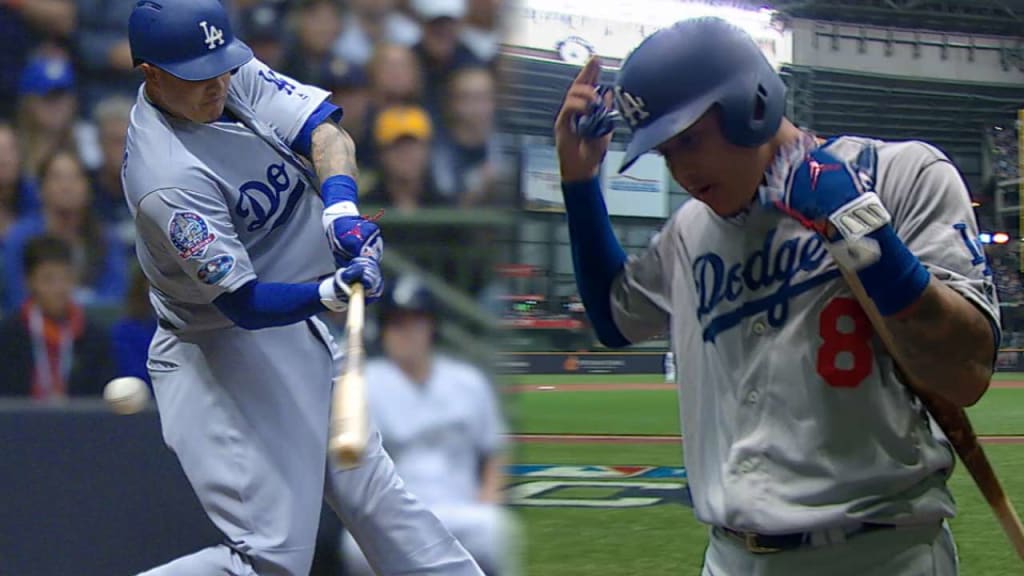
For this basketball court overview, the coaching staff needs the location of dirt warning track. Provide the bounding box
[509,381,1024,393]
[512,433,1024,445]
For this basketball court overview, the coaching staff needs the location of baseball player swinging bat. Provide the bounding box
[330,282,369,467]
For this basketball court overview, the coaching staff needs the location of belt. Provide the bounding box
[718,523,891,554]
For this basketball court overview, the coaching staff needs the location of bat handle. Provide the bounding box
[328,281,367,468]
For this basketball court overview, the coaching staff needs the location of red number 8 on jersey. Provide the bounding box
[817,297,874,388]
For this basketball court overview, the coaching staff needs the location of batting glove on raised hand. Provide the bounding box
[572,85,620,140]
[319,256,384,311]
[325,213,383,268]
[775,145,889,243]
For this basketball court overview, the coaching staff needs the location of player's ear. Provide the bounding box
[139,63,160,86]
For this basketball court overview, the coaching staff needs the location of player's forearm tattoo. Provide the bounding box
[882,279,994,406]
[311,121,359,183]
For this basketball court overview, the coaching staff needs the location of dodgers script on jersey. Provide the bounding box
[611,136,999,534]
[123,58,335,332]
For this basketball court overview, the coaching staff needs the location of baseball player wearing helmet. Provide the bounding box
[555,17,999,576]
[341,276,520,576]
[122,1,483,575]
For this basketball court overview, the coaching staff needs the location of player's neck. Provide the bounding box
[398,356,433,385]
[144,84,188,123]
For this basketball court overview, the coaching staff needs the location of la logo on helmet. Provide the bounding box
[614,87,650,129]
[199,20,225,51]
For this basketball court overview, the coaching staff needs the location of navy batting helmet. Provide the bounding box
[380,275,437,322]
[613,17,786,173]
[129,0,254,81]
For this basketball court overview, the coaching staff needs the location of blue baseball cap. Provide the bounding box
[18,55,76,96]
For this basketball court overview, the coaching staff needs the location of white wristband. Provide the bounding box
[322,201,360,231]
[828,192,891,242]
[319,276,350,311]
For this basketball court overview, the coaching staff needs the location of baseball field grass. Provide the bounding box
[506,372,1024,575]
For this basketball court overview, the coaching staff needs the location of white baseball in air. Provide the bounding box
[103,377,151,415]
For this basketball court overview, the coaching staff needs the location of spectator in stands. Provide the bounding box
[432,65,497,206]
[88,95,134,252]
[323,57,371,145]
[0,0,75,119]
[368,43,424,107]
[0,235,113,400]
[460,0,501,64]
[75,0,141,116]
[4,149,127,313]
[361,43,424,167]
[0,122,40,241]
[332,0,420,66]
[410,0,480,116]
[364,105,439,211]
[340,275,518,576]
[109,266,156,387]
[15,53,79,178]
[281,0,344,87]
[237,2,287,70]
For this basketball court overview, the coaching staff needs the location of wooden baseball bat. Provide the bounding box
[827,249,1024,560]
[328,282,368,468]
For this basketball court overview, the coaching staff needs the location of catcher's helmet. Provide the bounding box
[129,0,253,81]
[614,17,786,173]
[380,275,437,323]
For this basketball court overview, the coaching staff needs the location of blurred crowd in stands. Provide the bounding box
[990,123,1020,184]
[0,0,509,401]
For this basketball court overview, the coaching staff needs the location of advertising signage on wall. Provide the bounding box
[522,144,668,218]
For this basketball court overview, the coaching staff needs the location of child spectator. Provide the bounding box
[0,235,113,400]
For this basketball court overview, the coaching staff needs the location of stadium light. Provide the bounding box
[971,201,981,207]
[994,232,1011,244]
[979,233,993,244]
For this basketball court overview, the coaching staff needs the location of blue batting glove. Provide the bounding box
[340,256,383,302]
[573,85,620,139]
[774,144,880,240]
[775,147,878,240]
[776,144,929,317]
[318,256,384,311]
[327,215,383,267]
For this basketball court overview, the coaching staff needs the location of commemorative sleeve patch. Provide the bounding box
[168,211,216,260]
[197,254,236,285]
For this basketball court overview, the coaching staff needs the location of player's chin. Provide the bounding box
[196,100,226,123]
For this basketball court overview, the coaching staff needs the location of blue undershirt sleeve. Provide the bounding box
[214,280,328,330]
[291,101,344,160]
[562,177,631,348]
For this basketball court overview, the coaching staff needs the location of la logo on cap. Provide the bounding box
[199,20,225,50]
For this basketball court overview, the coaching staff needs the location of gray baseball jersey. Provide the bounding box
[124,59,484,576]
[124,59,335,332]
[611,136,999,534]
